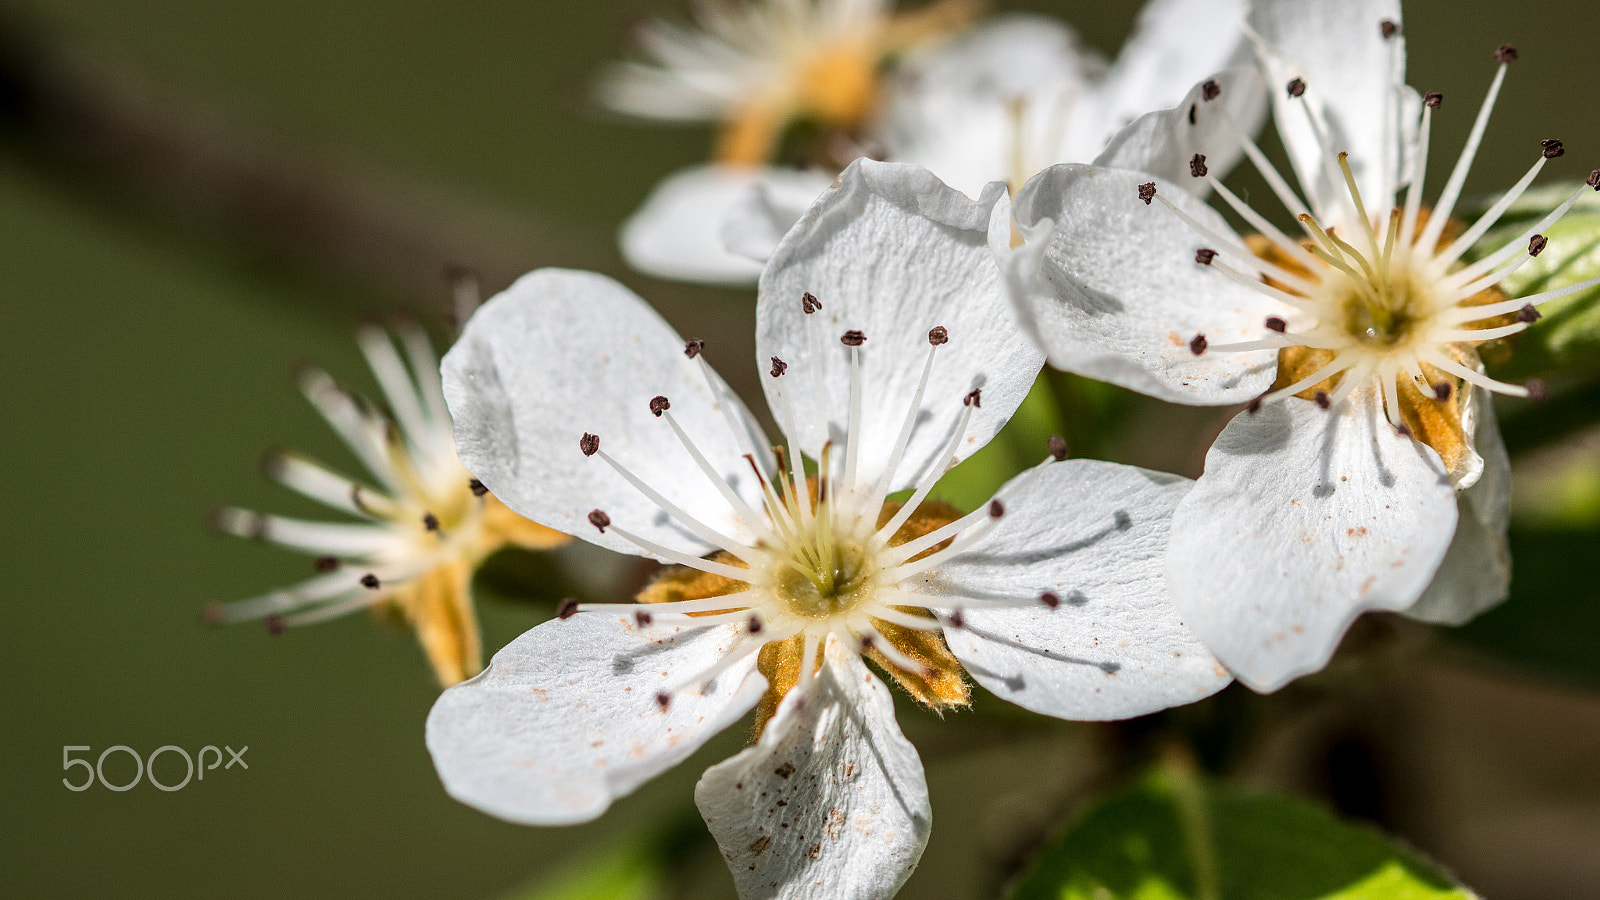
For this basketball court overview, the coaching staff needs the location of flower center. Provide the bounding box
[795,43,879,127]
[1331,256,1427,349]
[773,534,875,619]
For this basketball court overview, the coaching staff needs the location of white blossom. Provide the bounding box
[999,0,1600,690]
[427,160,1228,898]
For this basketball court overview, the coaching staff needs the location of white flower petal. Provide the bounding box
[920,459,1230,720]
[695,642,930,900]
[757,159,1042,490]
[882,14,1097,197]
[1166,394,1458,691]
[426,614,766,826]
[721,168,838,266]
[1405,388,1511,625]
[1002,163,1278,404]
[1244,0,1407,215]
[1096,0,1252,134]
[1093,66,1268,197]
[443,269,770,559]
[620,165,773,286]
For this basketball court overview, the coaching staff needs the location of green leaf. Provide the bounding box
[499,836,666,900]
[1010,769,1475,900]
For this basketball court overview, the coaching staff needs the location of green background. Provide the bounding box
[5,1,1599,897]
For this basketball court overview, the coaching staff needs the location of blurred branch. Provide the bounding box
[0,8,627,315]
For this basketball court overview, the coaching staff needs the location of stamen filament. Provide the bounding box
[596,449,759,563]
[1399,104,1433,250]
[660,412,778,544]
[1261,356,1356,405]
[1444,183,1588,286]
[843,343,864,492]
[1435,154,1548,268]
[867,341,940,516]
[856,622,927,674]
[867,606,946,632]
[871,401,976,547]
[606,524,754,581]
[1421,349,1531,397]
[1446,271,1600,322]
[1420,62,1510,253]
[575,592,757,616]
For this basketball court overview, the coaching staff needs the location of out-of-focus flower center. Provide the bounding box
[795,42,879,126]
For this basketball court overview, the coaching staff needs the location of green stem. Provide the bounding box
[1164,747,1221,900]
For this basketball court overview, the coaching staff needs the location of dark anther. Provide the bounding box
[1265,316,1287,333]
[1137,182,1157,205]
[1525,378,1549,402]
[1424,91,1443,109]
[947,608,966,629]
[422,512,441,532]
[655,692,671,710]
[1541,139,1564,159]
[1396,423,1413,438]
[801,291,821,314]
[1246,396,1264,415]
[649,395,671,417]
[1496,43,1518,63]
[1380,19,1399,39]
[360,573,381,590]
[579,433,600,456]
[747,615,763,634]
[1189,333,1208,355]
[200,604,223,627]
[1188,103,1197,125]
[927,325,949,345]
[588,509,611,533]
[988,499,1005,518]
[1048,434,1068,461]
[468,478,489,496]
[1201,79,1221,101]
[770,356,789,377]
[859,634,875,650]
[265,615,286,636]
[634,610,653,628]
[314,556,340,573]
[684,339,704,358]
[840,330,866,347]
[963,388,982,408]
[1518,303,1542,323]
[1433,382,1453,401]
[1189,153,1209,178]
[1529,233,1549,257]
[1040,591,1062,609]
[1287,77,1306,98]
[1195,248,1217,265]
[557,598,579,620]
[1315,391,1331,411]
[1588,169,1600,190]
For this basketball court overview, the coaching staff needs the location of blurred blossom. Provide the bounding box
[616,0,1264,285]
[599,0,980,166]
[426,161,1227,899]
[999,0,1600,690]
[207,323,569,687]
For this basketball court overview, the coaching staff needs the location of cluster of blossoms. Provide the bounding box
[208,0,1592,895]
[612,0,1265,285]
